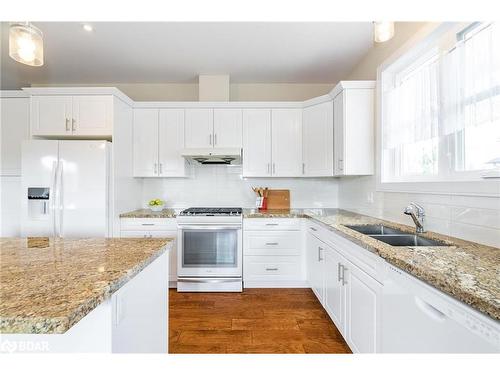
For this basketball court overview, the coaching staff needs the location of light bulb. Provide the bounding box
[16,35,36,62]
[374,22,395,43]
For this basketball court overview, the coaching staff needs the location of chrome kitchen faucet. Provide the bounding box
[403,203,425,233]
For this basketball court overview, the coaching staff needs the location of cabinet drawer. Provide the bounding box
[120,218,177,231]
[244,218,301,231]
[244,256,301,280]
[120,230,177,239]
[244,231,300,256]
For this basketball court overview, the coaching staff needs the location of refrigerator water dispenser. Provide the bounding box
[28,187,50,219]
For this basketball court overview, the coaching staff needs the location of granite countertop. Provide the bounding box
[0,237,174,334]
[243,208,309,218]
[119,208,178,218]
[303,209,500,321]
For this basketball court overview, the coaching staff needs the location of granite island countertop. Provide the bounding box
[244,208,500,321]
[119,208,178,218]
[0,237,174,334]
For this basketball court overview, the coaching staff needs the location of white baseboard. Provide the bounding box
[243,280,309,288]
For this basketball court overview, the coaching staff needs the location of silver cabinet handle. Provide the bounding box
[159,163,163,175]
[302,163,305,175]
[265,242,279,246]
[265,223,279,226]
[209,134,212,145]
[141,223,155,226]
[154,163,158,175]
[71,118,76,131]
[214,133,217,145]
[309,227,317,231]
[318,246,323,261]
[65,118,70,131]
[341,265,347,286]
[265,268,278,271]
[267,163,270,174]
[338,262,342,282]
[338,159,344,171]
[273,163,276,174]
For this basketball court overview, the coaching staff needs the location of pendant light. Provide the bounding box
[373,22,395,43]
[9,22,44,66]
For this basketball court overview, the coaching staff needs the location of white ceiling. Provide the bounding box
[1,22,374,89]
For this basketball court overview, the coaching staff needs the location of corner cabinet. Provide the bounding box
[242,108,302,177]
[332,81,375,176]
[31,95,113,137]
[133,108,187,177]
[302,100,334,176]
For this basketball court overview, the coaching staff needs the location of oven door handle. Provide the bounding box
[178,225,242,230]
[178,277,242,283]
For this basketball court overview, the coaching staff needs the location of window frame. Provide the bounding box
[376,22,500,197]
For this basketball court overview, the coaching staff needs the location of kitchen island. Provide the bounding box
[0,237,173,353]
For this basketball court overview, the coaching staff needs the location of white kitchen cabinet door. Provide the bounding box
[1,97,29,176]
[302,101,334,176]
[306,231,324,304]
[344,259,381,353]
[333,92,345,176]
[242,109,272,177]
[159,109,186,177]
[72,96,113,136]
[185,108,213,148]
[31,95,72,136]
[133,109,159,177]
[324,245,346,333]
[271,109,302,177]
[213,109,242,148]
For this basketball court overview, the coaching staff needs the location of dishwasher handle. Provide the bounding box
[414,296,447,322]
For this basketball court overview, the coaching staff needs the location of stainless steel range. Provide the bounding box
[176,207,243,292]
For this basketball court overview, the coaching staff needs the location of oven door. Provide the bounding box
[177,225,242,277]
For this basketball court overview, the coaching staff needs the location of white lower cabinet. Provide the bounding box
[243,219,305,287]
[120,218,178,285]
[306,222,382,353]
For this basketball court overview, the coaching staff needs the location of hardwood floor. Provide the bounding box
[169,288,351,354]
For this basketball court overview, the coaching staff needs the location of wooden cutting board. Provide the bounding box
[266,189,290,210]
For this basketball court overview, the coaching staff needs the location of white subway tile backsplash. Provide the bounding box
[339,175,500,248]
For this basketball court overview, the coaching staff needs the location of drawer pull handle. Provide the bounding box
[265,268,278,271]
[265,223,279,226]
[266,242,279,245]
[310,227,318,231]
[141,223,155,226]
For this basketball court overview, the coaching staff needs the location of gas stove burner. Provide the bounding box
[180,207,242,216]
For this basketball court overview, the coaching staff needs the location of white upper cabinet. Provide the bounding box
[1,96,30,176]
[271,109,303,177]
[213,109,242,148]
[133,108,186,178]
[30,95,113,137]
[31,96,72,136]
[184,108,213,148]
[72,96,113,136]
[133,109,159,177]
[158,109,186,177]
[242,109,272,177]
[333,82,375,176]
[302,101,334,176]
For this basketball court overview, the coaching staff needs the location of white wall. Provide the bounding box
[141,164,339,209]
[340,22,500,248]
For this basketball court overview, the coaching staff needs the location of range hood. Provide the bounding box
[181,148,242,165]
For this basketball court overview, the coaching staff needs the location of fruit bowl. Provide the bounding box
[148,198,165,212]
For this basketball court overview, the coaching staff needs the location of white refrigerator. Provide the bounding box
[21,140,112,238]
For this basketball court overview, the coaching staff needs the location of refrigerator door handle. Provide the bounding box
[51,161,58,238]
[57,161,64,238]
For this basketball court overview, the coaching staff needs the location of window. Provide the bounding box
[381,22,500,184]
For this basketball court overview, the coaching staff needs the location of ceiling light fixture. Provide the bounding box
[83,24,93,32]
[373,22,395,43]
[9,22,44,66]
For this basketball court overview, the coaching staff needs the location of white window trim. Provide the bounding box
[375,22,500,198]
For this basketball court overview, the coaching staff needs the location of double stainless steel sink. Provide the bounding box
[345,224,449,247]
